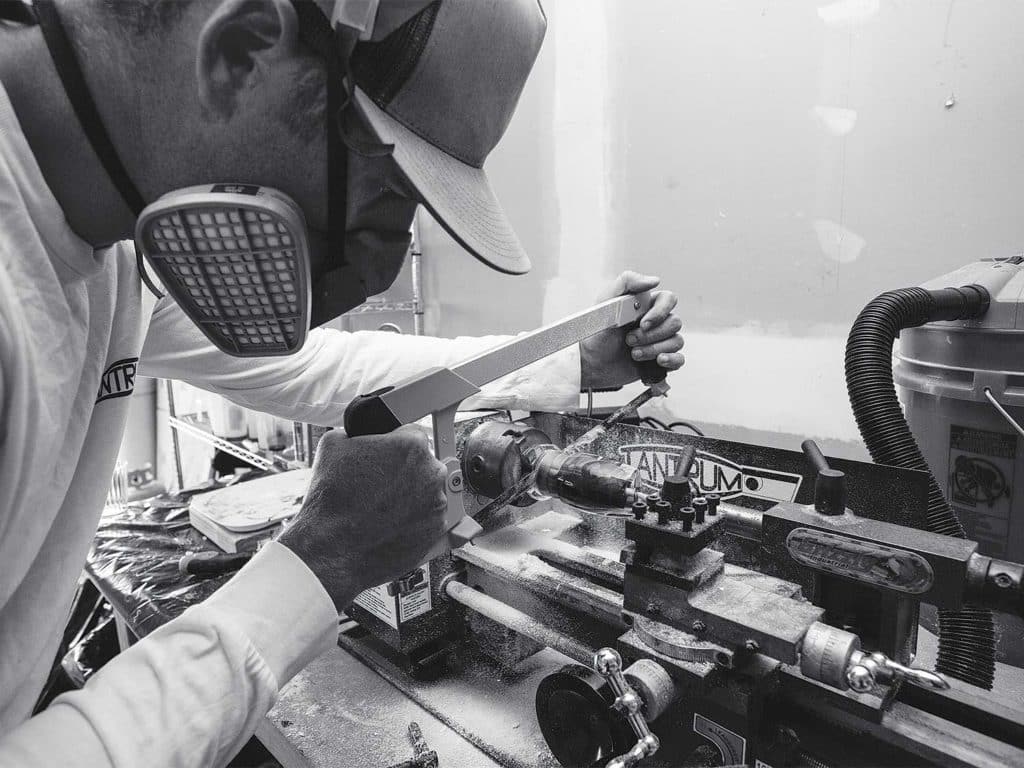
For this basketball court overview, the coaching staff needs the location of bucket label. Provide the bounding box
[949,425,1016,557]
[618,444,802,502]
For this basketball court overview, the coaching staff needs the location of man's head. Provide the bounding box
[66,0,332,228]
[53,0,547,353]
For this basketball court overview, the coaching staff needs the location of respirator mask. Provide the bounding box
[25,0,429,356]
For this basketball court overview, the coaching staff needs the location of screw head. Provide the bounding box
[691,620,706,633]
[994,572,1013,588]
[744,639,760,653]
[847,665,875,692]
[447,469,464,492]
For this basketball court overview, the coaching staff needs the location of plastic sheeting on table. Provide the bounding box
[84,479,269,638]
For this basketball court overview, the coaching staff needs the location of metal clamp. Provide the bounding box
[593,648,660,768]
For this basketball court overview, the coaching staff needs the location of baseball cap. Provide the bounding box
[348,0,546,275]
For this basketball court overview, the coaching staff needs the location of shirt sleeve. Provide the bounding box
[138,296,581,426]
[0,542,337,768]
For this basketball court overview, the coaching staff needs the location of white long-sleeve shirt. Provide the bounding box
[0,81,579,767]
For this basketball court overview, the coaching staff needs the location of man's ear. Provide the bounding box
[197,0,300,120]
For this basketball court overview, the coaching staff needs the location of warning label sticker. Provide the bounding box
[399,573,432,622]
[949,425,1016,557]
[353,563,432,629]
[693,713,746,765]
[353,583,398,628]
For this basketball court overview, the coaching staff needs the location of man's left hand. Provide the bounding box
[580,271,684,390]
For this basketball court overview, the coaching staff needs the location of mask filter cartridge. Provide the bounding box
[136,184,311,356]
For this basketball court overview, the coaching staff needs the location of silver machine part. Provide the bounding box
[633,617,734,669]
[442,577,594,666]
[846,650,951,693]
[593,648,661,768]
[622,658,683,722]
[800,621,861,690]
[800,621,950,693]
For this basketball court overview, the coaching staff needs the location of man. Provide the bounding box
[0,1,684,766]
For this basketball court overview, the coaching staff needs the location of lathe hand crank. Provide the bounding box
[593,648,661,768]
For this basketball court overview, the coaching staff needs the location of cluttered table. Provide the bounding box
[84,480,506,768]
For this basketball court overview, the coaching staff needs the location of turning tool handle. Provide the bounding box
[636,358,667,387]
[623,299,669,388]
[343,386,400,436]
[343,395,479,557]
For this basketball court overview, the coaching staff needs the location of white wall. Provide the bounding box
[420,0,1024,457]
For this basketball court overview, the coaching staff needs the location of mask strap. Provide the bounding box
[291,0,364,317]
[30,1,164,298]
[32,1,144,214]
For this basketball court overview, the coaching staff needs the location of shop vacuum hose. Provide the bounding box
[845,285,996,690]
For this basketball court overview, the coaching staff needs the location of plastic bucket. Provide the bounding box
[896,324,1024,665]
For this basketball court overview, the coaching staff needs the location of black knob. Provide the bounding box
[693,497,708,524]
[655,499,672,525]
[661,474,692,510]
[632,500,648,520]
[680,507,696,532]
[706,493,720,517]
[814,469,847,516]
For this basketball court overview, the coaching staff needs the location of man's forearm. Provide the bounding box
[140,297,581,427]
[0,543,337,768]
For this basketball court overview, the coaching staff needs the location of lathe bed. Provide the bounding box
[337,412,1024,768]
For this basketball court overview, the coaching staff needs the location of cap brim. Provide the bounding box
[352,88,532,275]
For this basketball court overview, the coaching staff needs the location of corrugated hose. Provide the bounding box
[844,285,996,690]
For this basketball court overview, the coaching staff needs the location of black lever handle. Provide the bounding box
[802,439,831,473]
[676,445,697,477]
[343,386,400,437]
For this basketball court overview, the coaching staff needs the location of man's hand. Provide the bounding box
[278,426,448,610]
[580,271,685,390]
